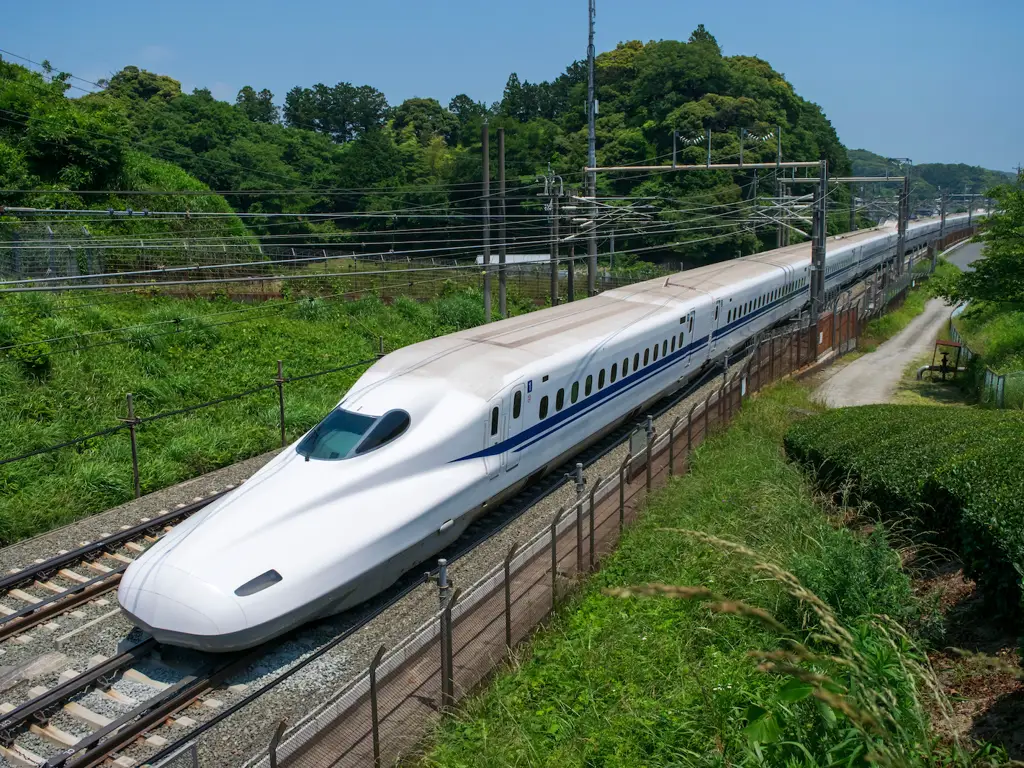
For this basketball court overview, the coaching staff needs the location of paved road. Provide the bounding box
[814,297,952,407]
[944,240,984,272]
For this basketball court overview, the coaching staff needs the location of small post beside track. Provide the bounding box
[124,393,141,499]
[275,360,286,448]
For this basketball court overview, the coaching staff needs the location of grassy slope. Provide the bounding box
[0,289,506,543]
[953,303,1024,373]
[421,384,961,767]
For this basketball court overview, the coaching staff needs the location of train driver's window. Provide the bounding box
[490,407,499,436]
[571,381,579,403]
[689,316,693,333]
[585,375,593,396]
[598,369,606,389]
[513,390,522,419]
[556,388,565,411]
[610,363,618,383]
[634,353,640,370]
[715,305,719,320]
[539,396,549,419]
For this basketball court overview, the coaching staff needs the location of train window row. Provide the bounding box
[537,329,690,423]
[826,254,854,276]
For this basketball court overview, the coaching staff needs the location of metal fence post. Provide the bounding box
[668,416,681,476]
[550,506,564,605]
[268,720,288,768]
[569,463,585,574]
[770,334,776,382]
[275,360,286,448]
[704,394,710,438]
[124,393,141,499]
[504,544,518,649]
[618,456,628,534]
[440,589,459,712]
[588,478,603,571]
[369,646,386,768]
[644,416,654,491]
[437,558,451,608]
[687,401,697,452]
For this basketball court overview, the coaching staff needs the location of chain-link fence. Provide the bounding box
[948,319,1020,409]
[158,306,857,768]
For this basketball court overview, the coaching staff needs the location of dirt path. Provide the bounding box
[814,297,951,407]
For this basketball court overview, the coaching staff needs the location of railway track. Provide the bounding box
[0,348,747,768]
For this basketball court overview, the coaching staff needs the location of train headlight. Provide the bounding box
[234,569,283,597]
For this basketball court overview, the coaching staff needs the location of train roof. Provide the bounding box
[351,215,949,402]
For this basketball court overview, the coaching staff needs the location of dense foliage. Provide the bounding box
[785,405,1024,615]
[3,27,857,267]
[424,386,980,767]
[936,172,1024,305]
[0,286,505,543]
[0,58,253,255]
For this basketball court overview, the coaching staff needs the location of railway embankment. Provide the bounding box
[421,382,1015,766]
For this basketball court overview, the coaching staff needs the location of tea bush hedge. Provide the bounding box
[784,405,1024,611]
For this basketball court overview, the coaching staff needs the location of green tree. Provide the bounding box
[391,98,458,145]
[235,86,279,124]
[937,174,1024,304]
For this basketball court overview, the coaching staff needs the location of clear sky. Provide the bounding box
[3,0,1020,171]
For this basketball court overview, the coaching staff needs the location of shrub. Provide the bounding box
[785,406,1024,614]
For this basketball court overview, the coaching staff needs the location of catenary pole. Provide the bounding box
[550,174,559,306]
[498,127,507,318]
[586,0,598,297]
[482,121,491,322]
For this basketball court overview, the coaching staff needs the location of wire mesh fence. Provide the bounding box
[186,307,862,768]
[949,314,1021,409]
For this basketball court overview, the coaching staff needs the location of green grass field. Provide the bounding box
[0,287,516,544]
[420,384,995,767]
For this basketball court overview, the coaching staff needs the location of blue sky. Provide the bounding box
[4,0,1019,171]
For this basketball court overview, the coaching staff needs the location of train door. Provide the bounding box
[681,310,696,365]
[709,299,724,353]
[483,395,504,479]
[503,381,526,471]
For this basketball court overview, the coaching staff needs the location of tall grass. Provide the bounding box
[954,302,1024,374]
[0,288,520,543]
[421,385,999,767]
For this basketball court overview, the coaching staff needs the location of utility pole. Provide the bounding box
[549,172,560,306]
[498,127,507,318]
[939,188,946,241]
[586,0,598,298]
[895,173,909,276]
[809,158,828,327]
[775,126,783,248]
[568,239,576,302]
[848,182,856,232]
[482,121,491,322]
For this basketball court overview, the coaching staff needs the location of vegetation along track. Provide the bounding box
[0,350,738,768]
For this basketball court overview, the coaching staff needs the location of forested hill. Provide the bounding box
[0,57,254,254]
[2,27,853,267]
[850,148,1012,211]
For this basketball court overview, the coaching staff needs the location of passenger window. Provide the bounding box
[634,353,640,370]
[585,375,593,396]
[679,332,684,347]
[652,345,659,362]
[610,363,618,383]
[598,369,606,389]
[662,340,668,356]
[490,407,499,436]
[671,336,676,352]
[623,358,629,376]
[513,391,522,419]
[556,388,565,411]
[571,381,579,403]
[539,396,549,419]
[643,349,649,365]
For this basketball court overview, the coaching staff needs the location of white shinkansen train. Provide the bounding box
[118,214,975,651]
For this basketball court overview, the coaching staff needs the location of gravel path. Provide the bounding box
[813,297,952,407]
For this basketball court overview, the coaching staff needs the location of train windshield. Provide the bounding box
[296,408,376,461]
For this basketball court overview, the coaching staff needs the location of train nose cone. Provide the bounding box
[118,564,247,637]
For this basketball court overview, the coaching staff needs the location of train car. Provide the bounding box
[118,214,976,651]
